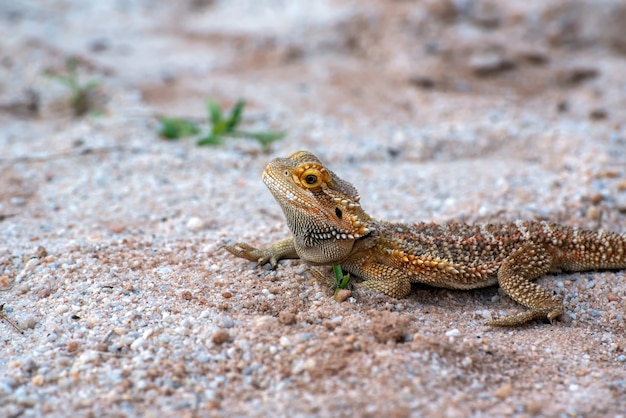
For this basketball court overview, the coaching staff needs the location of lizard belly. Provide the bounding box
[410,268,500,290]
[382,247,501,290]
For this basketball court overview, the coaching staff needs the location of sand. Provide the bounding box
[1,1,626,416]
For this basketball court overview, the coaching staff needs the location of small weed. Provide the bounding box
[332,264,350,300]
[158,117,200,140]
[46,58,101,117]
[159,99,285,151]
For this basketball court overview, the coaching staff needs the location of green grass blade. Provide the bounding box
[333,265,350,289]
[207,99,223,126]
[197,135,223,146]
[230,130,285,151]
[225,99,245,132]
[158,117,200,139]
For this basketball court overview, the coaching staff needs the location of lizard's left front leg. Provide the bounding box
[223,237,299,268]
[342,258,412,298]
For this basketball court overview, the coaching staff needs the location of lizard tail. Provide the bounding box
[557,228,626,272]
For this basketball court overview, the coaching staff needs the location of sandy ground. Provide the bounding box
[1,0,626,417]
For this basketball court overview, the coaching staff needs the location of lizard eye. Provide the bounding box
[299,168,324,189]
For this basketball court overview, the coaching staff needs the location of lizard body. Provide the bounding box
[225,151,626,326]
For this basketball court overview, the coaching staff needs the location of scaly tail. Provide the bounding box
[553,226,626,272]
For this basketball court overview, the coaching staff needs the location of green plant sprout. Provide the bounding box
[332,264,351,300]
[46,58,100,117]
[158,118,200,140]
[158,99,285,151]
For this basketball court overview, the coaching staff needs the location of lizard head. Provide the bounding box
[262,151,374,264]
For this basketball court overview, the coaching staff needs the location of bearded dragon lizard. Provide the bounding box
[225,151,626,326]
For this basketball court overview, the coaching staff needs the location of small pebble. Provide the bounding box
[66,340,79,353]
[589,193,604,205]
[278,311,297,325]
[0,275,11,288]
[186,217,205,231]
[335,289,352,302]
[23,316,38,330]
[217,315,235,329]
[107,224,125,234]
[477,310,493,321]
[493,383,513,399]
[589,108,608,120]
[113,327,127,335]
[586,206,601,222]
[31,374,45,386]
[557,65,599,85]
[469,53,514,76]
[25,258,39,272]
[525,400,544,415]
[35,246,48,258]
[298,332,316,342]
[212,330,230,345]
[445,328,461,337]
[55,304,69,315]
[10,197,26,206]
[130,337,145,350]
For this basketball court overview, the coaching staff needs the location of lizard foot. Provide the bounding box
[487,307,563,327]
[222,243,278,267]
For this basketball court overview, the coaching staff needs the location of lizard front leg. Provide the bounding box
[224,237,299,268]
[342,257,412,298]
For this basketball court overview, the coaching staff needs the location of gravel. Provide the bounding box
[2,0,626,417]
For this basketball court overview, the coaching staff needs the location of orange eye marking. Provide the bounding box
[294,163,329,189]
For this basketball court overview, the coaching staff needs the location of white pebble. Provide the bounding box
[113,327,127,335]
[55,304,69,315]
[74,350,100,367]
[445,328,461,337]
[477,310,493,321]
[279,336,290,347]
[186,217,205,231]
[217,316,235,329]
[25,258,39,271]
[130,337,145,350]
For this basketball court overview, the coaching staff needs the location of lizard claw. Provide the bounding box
[222,243,277,268]
[547,308,563,325]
